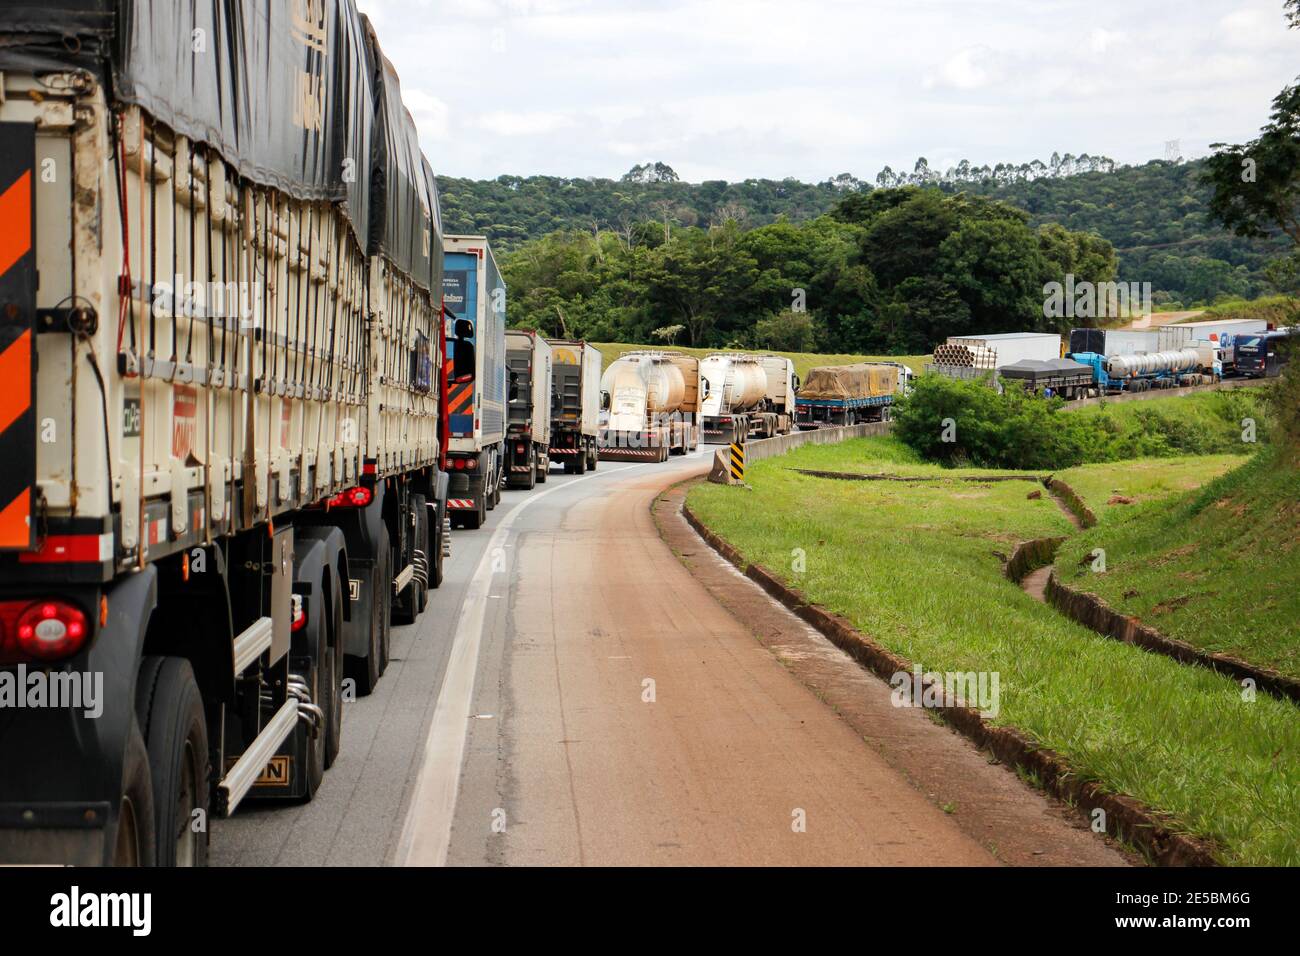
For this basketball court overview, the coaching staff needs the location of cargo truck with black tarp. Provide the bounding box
[547,340,601,473]
[0,0,450,867]
[442,235,506,527]
[505,330,551,489]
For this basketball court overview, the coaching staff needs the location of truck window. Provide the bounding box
[453,318,476,381]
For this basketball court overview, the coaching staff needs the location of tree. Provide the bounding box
[860,189,962,287]
[1204,82,1300,246]
[1289,0,1299,29]
[937,217,1046,332]
[752,310,819,352]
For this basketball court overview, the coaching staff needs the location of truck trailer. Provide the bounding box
[598,351,699,461]
[1157,319,1268,353]
[796,364,898,428]
[505,330,551,490]
[0,2,451,866]
[699,354,798,442]
[443,235,507,528]
[547,340,602,473]
[947,332,1063,366]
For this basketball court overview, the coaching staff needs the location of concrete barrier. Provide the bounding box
[744,422,892,464]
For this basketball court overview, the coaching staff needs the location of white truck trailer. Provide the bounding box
[442,235,507,528]
[547,340,602,473]
[949,332,1063,366]
[598,351,699,461]
[698,354,798,442]
[504,330,551,490]
[0,1,450,866]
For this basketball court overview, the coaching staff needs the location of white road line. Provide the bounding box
[394,457,691,866]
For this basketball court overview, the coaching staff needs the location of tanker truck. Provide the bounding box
[598,351,699,461]
[1070,347,1217,393]
[698,354,797,442]
[0,2,449,865]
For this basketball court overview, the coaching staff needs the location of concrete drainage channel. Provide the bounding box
[1005,539,1300,708]
[676,459,1222,865]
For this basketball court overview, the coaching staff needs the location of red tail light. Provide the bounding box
[0,600,90,664]
[466,459,478,470]
[291,594,307,632]
[326,486,373,509]
[452,458,465,470]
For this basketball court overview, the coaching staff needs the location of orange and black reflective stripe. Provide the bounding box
[0,122,36,550]
[447,381,474,415]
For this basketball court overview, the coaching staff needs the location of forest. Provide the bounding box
[438,154,1284,313]
[497,187,1119,354]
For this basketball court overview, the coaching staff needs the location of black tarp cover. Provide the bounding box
[0,0,383,251]
[361,15,437,294]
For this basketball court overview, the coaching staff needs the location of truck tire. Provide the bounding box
[586,441,598,471]
[412,493,429,614]
[464,481,486,530]
[536,447,548,484]
[294,619,328,800]
[377,525,392,675]
[113,722,158,866]
[135,656,208,866]
[575,448,588,474]
[393,498,425,625]
[350,528,389,696]
[428,502,446,589]
[325,584,344,768]
[524,447,537,490]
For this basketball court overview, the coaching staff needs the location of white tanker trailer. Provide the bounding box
[698,354,798,442]
[598,352,700,461]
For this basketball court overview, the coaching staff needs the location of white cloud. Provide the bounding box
[356,0,1299,181]
[402,89,451,139]
[475,110,576,136]
[924,47,1001,91]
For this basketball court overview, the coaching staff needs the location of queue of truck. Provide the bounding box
[927,320,1296,400]
[0,1,618,869]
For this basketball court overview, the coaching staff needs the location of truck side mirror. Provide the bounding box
[792,375,801,392]
[600,390,610,411]
[508,369,519,402]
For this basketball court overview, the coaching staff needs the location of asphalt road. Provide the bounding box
[211,453,698,865]
[213,443,1108,867]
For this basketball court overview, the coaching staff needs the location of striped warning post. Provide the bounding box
[0,122,35,550]
[729,441,745,482]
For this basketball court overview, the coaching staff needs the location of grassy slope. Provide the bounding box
[1055,455,1248,513]
[591,343,927,379]
[686,438,1300,865]
[1056,450,1300,681]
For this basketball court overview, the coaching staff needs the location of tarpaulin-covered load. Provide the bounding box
[799,364,895,401]
[0,0,376,246]
[998,358,1094,384]
[363,17,439,292]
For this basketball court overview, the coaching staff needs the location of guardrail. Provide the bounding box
[744,421,892,464]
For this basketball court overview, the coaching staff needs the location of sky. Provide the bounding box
[355,0,1299,184]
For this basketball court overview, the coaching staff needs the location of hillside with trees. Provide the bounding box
[439,154,1283,307]
[499,188,1117,355]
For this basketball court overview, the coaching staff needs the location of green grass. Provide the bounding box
[1055,455,1248,513]
[686,439,1300,865]
[1202,295,1300,326]
[1062,389,1269,459]
[591,342,927,379]
[1056,449,1300,681]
